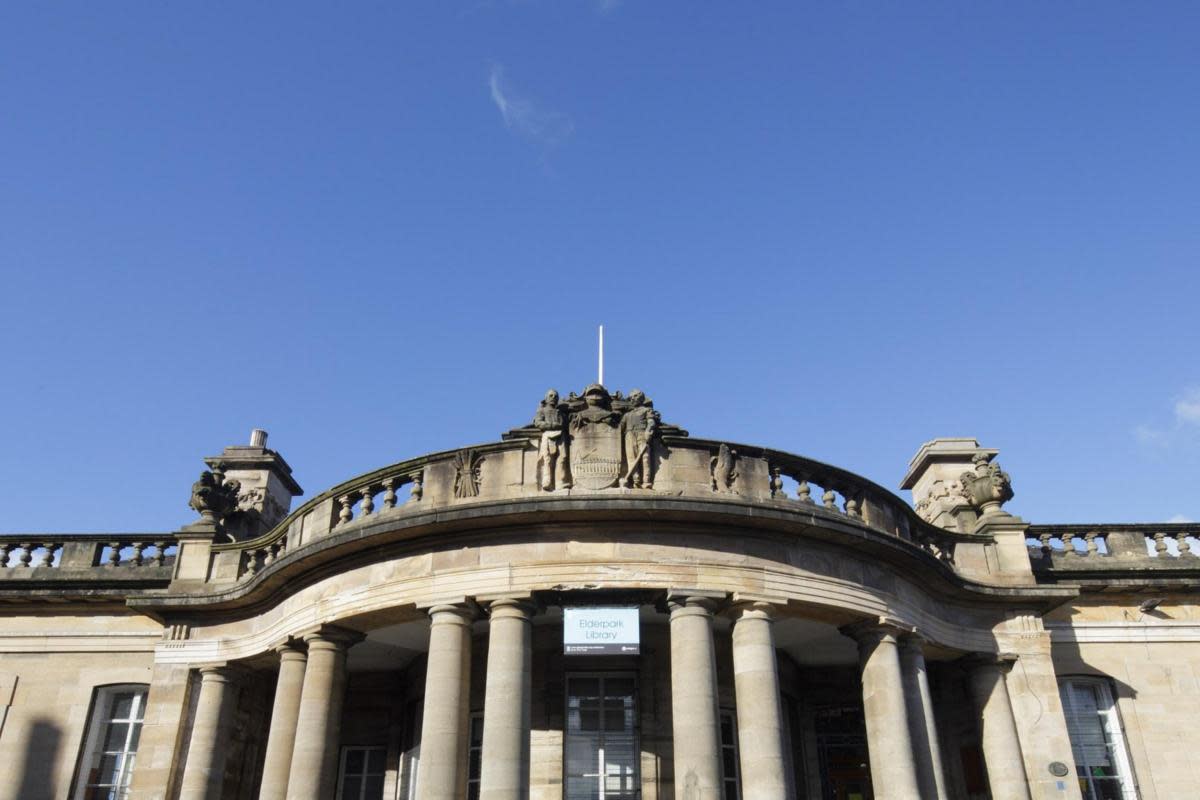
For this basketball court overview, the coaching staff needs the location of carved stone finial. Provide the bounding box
[452,450,483,499]
[959,453,1014,516]
[711,444,739,493]
[188,470,241,526]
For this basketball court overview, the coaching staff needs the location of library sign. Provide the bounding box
[563,607,640,655]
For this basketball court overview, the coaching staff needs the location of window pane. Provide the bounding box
[367,748,386,774]
[102,723,130,752]
[346,748,365,775]
[95,753,124,785]
[342,775,362,800]
[109,693,136,720]
[363,774,385,799]
[127,722,142,752]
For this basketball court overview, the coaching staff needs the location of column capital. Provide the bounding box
[428,603,478,627]
[840,616,916,647]
[300,625,365,651]
[898,631,932,654]
[485,597,536,621]
[273,639,308,661]
[729,600,781,622]
[667,589,726,617]
[196,664,235,682]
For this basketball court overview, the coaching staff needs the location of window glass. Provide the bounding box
[466,714,484,800]
[719,711,740,800]
[1058,679,1138,800]
[338,746,387,800]
[73,685,148,800]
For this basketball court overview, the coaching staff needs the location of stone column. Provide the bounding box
[899,636,949,800]
[731,602,788,800]
[415,604,475,800]
[479,598,534,800]
[966,655,1032,800]
[285,627,360,800]
[669,594,723,800]
[259,642,308,800]
[843,622,921,800]
[178,666,236,800]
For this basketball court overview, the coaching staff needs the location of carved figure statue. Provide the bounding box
[533,389,572,491]
[188,470,240,525]
[620,389,660,489]
[711,444,738,493]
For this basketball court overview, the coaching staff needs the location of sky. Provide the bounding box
[1,2,1198,533]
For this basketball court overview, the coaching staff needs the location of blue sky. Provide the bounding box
[1,2,1198,532]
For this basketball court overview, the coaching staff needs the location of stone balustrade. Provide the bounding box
[1026,524,1200,580]
[0,534,178,592]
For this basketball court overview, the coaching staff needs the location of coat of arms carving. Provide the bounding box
[515,384,672,492]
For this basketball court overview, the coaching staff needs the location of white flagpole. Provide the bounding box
[598,325,604,385]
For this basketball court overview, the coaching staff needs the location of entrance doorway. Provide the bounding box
[814,706,872,800]
[565,673,640,800]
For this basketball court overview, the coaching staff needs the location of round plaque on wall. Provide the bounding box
[1048,762,1070,777]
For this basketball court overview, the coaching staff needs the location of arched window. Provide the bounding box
[72,684,149,800]
[1058,677,1138,800]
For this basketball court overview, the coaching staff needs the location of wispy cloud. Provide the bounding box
[488,64,574,149]
[1167,514,1194,523]
[1174,388,1200,425]
[1134,386,1200,447]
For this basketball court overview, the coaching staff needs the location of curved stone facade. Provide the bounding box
[0,387,1196,800]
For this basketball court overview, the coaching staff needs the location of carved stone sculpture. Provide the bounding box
[711,444,738,493]
[453,450,483,499]
[570,385,623,489]
[959,453,1014,515]
[619,389,660,489]
[188,470,241,525]
[533,389,572,491]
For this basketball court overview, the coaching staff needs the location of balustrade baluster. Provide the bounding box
[1085,532,1099,557]
[844,495,861,519]
[1153,532,1168,555]
[410,471,424,502]
[382,478,397,510]
[1176,533,1191,556]
[1062,531,1078,556]
[153,541,167,567]
[0,542,10,567]
[130,542,145,567]
[796,479,812,503]
[246,551,261,577]
[360,487,374,517]
[822,488,837,510]
[1038,532,1053,559]
[106,542,121,567]
[338,495,353,525]
[19,543,34,568]
[39,543,55,568]
[263,543,277,567]
[770,467,784,499]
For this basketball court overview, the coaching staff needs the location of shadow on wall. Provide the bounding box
[14,717,62,800]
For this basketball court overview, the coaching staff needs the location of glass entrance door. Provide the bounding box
[565,674,640,800]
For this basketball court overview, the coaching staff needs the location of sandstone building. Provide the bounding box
[0,385,1194,800]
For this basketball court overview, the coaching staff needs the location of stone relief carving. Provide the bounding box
[570,385,623,489]
[517,385,667,491]
[711,444,739,493]
[453,450,483,499]
[959,453,1014,515]
[188,470,241,526]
